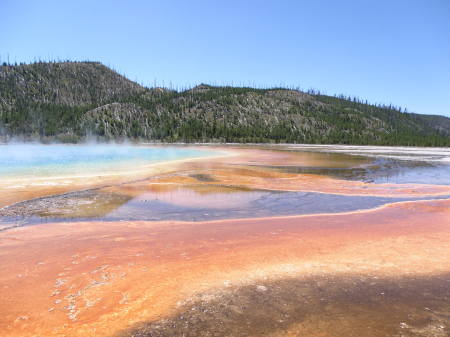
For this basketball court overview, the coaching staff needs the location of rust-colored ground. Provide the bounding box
[2,146,450,209]
[0,146,449,337]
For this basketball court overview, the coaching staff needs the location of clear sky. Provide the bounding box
[1,0,449,117]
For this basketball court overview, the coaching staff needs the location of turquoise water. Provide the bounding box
[0,144,214,178]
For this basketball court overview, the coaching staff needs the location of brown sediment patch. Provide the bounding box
[0,190,132,218]
[188,173,217,182]
[0,199,449,337]
[118,273,450,337]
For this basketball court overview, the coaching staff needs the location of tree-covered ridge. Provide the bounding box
[0,61,144,106]
[0,61,449,146]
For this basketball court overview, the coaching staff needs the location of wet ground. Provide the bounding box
[277,145,450,185]
[259,159,450,185]
[1,197,449,337]
[0,145,449,337]
[1,184,450,228]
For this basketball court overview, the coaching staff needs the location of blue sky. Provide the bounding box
[1,0,449,117]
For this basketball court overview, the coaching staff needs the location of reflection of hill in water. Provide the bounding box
[1,145,449,230]
[2,184,449,228]
[256,158,450,185]
[278,145,450,185]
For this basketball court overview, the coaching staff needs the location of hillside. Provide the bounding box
[0,61,449,146]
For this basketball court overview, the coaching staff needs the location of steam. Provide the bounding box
[0,142,210,178]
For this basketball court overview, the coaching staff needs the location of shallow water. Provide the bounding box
[1,184,449,228]
[66,188,450,221]
[279,145,450,185]
[1,144,450,228]
[257,160,450,185]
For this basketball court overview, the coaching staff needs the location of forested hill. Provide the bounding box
[0,61,449,146]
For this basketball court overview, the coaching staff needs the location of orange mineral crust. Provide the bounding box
[148,148,450,198]
[146,166,450,198]
[2,146,450,210]
[0,199,449,337]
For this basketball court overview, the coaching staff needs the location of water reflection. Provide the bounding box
[278,145,450,185]
[256,158,450,185]
[1,183,448,228]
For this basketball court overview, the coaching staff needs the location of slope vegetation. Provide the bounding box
[0,62,448,146]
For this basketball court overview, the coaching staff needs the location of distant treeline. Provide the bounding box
[0,61,449,146]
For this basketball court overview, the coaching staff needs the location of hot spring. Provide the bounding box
[0,143,216,179]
